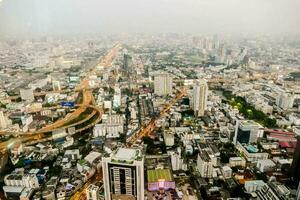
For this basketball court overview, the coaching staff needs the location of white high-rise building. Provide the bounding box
[168,148,187,171]
[93,124,106,137]
[0,111,7,129]
[276,93,294,110]
[20,88,34,102]
[52,80,61,91]
[86,184,100,200]
[102,147,144,200]
[154,73,173,96]
[197,151,213,178]
[191,80,208,117]
[164,130,175,146]
[4,174,39,189]
[113,86,122,108]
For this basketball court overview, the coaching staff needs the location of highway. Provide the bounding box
[126,87,187,145]
[0,43,122,152]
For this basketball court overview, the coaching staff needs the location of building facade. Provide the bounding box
[191,80,208,117]
[102,147,144,200]
[154,73,173,96]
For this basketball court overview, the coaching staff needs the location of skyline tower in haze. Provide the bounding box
[191,80,208,117]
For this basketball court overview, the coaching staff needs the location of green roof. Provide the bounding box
[147,169,173,182]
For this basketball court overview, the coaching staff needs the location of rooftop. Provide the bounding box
[245,180,265,187]
[147,169,173,183]
[114,148,140,161]
[240,120,263,128]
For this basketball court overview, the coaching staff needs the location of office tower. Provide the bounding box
[20,88,34,102]
[191,80,208,117]
[0,111,7,129]
[102,147,144,200]
[233,120,264,145]
[154,73,173,96]
[290,137,300,183]
[86,184,100,200]
[52,80,61,91]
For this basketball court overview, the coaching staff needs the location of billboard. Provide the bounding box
[61,101,75,108]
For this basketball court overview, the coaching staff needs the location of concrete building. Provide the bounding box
[96,115,124,138]
[191,80,208,117]
[167,148,187,171]
[154,73,173,96]
[244,180,265,193]
[221,166,232,179]
[93,124,106,137]
[102,147,144,200]
[229,157,246,168]
[113,86,122,108]
[4,174,39,189]
[0,110,8,129]
[86,184,100,200]
[20,88,34,102]
[234,120,264,145]
[236,143,268,163]
[64,149,81,160]
[256,159,276,172]
[164,130,175,146]
[52,80,61,91]
[3,186,34,200]
[276,93,294,110]
[197,151,213,178]
[256,182,293,200]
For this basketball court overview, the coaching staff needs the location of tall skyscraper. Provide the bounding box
[191,80,208,117]
[0,111,7,129]
[102,147,144,200]
[154,73,173,96]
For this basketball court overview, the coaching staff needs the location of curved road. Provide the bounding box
[0,43,122,152]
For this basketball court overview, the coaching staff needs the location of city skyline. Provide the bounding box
[0,1,300,200]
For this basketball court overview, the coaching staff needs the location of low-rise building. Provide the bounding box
[256,159,276,172]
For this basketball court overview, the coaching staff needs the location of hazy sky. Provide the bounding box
[0,0,300,38]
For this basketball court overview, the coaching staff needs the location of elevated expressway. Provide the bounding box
[0,43,122,152]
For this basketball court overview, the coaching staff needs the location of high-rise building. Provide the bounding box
[0,111,8,129]
[52,80,61,91]
[154,73,173,96]
[163,130,175,146]
[197,151,213,178]
[233,120,264,145]
[86,184,100,200]
[276,93,294,110]
[113,86,121,108]
[102,147,144,200]
[191,80,208,117]
[20,88,34,102]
